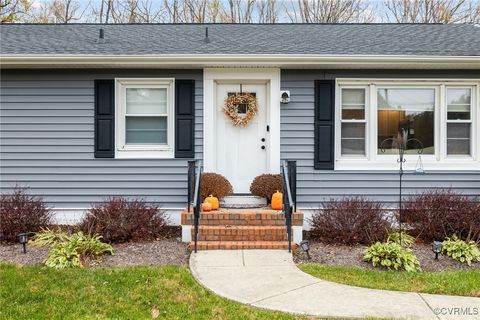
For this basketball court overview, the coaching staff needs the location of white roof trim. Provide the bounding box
[1,54,480,69]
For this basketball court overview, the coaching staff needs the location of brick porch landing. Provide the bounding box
[181,208,303,250]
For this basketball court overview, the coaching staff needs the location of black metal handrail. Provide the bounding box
[187,160,196,212]
[189,161,203,253]
[281,160,297,252]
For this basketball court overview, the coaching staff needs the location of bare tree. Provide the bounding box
[466,0,480,23]
[223,0,255,23]
[205,0,222,22]
[163,0,186,22]
[256,0,278,23]
[52,0,84,23]
[91,0,115,23]
[384,0,479,23]
[28,0,85,23]
[286,0,373,23]
[136,0,164,22]
[111,0,140,22]
[0,0,32,23]
[183,0,208,22]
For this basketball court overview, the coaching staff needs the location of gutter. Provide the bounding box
[1,54,480,69]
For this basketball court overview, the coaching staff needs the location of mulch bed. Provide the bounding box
[294,241,480,272]
[0,239,190,267]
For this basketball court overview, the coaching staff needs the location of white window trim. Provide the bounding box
[336,85,370,160]
[335,79,480,171]
[115,78,175,159]
[444,86,475,161]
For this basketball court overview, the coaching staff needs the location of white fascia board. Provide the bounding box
[1,54,480,69]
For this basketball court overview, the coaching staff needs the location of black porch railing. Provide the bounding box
[187,160,203,253]
[281,160,297,252]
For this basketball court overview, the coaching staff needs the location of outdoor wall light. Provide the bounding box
[18,232,33,254]
[432,241,443,260]
[280,91,290,104]
[300,240,310,259]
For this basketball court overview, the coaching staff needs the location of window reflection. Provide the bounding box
[377,89,435,154]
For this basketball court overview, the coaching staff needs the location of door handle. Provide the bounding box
[261,146,266,150]
[261,138,265,142]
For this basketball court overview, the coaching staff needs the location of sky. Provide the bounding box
[28,0,391,23]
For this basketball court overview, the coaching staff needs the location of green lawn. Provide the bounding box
[0,263,305,320]
[300,264,480,297]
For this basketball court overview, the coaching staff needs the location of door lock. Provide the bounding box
[261,146,266,150]
[261,138,265,142]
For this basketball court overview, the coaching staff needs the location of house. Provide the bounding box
[1,24,479,248]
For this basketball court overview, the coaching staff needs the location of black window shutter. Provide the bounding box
[314,80,335,170]
[94,80,115,158]
[175,80,195,158]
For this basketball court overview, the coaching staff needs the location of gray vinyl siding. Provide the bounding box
[2,68,479,213]
[0,69,203,209]
[280,70,480,208]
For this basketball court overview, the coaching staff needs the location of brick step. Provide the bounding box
[193,226,287,241]
[189,240,295,250]
[182,209,303,226]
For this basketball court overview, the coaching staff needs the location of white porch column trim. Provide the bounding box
[203,68,281,174]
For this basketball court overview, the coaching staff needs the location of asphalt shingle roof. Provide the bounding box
[1,23,479,56]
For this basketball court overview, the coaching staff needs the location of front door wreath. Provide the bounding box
[222,92,258,127]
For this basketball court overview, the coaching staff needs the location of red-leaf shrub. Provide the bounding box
[0,188,52,242]
[309,197,390,245]
[403,190,480,242]
[79,197,167,243]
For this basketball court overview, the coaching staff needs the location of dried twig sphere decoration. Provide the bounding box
[222,92,258,127]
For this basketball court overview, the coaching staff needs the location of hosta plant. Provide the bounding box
[442,235,480,266]
[45,241,82,269]
[33,230,113,269]
[363,241,421,272]
[32,228,69,247]
[386,231,415,248]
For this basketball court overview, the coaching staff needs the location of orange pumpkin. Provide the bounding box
[205,194,219,210]
[271,190,283,210]
[201,202,212,212]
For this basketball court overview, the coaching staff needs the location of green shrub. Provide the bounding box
[387,231,415,248]
[442,235,480,266]
[33,230,113,269]
[363,241,421,272]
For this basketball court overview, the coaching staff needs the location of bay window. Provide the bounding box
[336,80,479,169]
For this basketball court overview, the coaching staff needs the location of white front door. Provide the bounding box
[215,82,268,193]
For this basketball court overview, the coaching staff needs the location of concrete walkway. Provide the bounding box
[190,250,480,320]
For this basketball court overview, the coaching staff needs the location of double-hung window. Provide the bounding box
[340,88,367,156]
[446,87,472,156]
[336,80,479,170]
[115,78,175,158]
